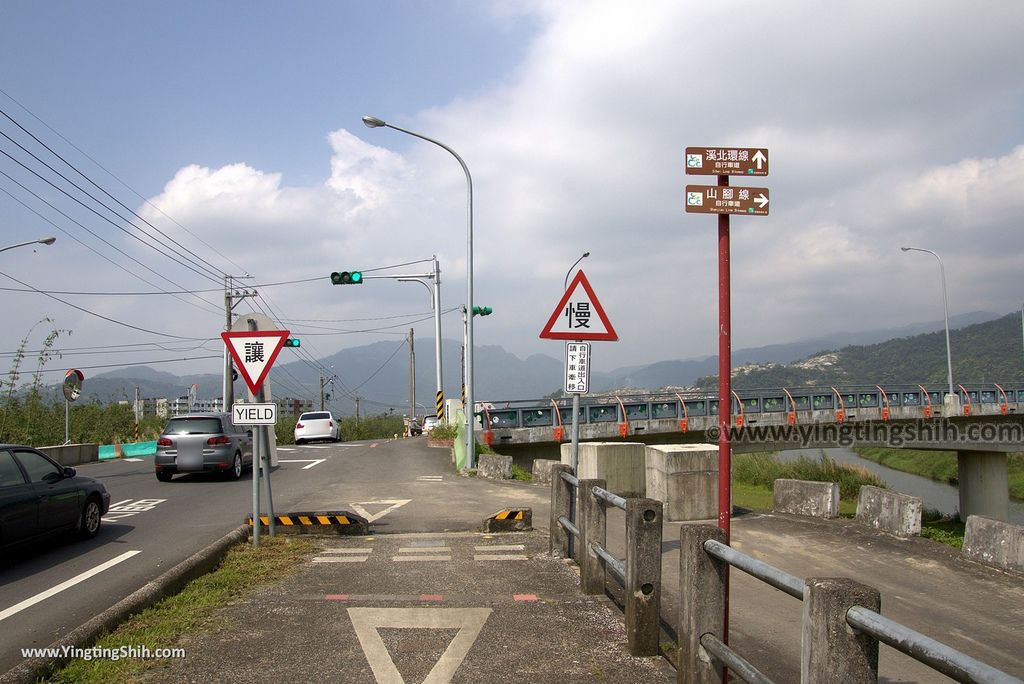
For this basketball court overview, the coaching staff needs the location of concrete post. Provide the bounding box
[678,525,727,684]
[802,578,880,684]
[625,497,663,657]
[579,478,607,595]
[957,450,1009,521]
[550,464,573,559]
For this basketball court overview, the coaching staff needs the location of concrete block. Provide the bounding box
[963,515,1024,574]
[856,485,922,537]
[774,479,840,519]
[644,444,718,521]
[802,578,880,682]
[560,442,645,498]
[477,453,512,480]
[531,458,561,484]
[38,444,99,466]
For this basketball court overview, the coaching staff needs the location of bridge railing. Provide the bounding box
[480,382,1024,431]
[679,525,1022,684]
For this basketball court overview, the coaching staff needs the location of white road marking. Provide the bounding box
[313,557,369,563]
[473,545,524,552]
[349,499,411,523]
[398,547,452,554]
[321,548,373,554]
[278,458,326,469]
[391,555,451,562]
[123,458,144,462]
[0,550,141,622]
[474,555,528,561]
[348,607,491,684]
[417,475,443,481]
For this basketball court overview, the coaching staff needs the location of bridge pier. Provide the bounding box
[956,450,1009,521]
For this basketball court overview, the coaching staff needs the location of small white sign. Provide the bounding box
[232,402,277,425]
[565,342,591,394]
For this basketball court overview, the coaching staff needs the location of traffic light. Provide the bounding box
[472,306,493,316]
[330,270,363,285]
[284,338,300,348]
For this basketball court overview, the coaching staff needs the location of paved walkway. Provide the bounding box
[145,530,675,683]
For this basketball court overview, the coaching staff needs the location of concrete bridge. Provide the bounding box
[476,383,1024,521]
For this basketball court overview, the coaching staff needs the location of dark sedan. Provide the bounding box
[0,445,110,549]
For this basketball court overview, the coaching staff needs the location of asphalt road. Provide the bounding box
[0,436,552,676]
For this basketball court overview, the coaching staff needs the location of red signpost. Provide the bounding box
[686,147,770,669]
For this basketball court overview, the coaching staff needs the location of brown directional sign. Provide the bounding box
[685,185,770,216]
[685,147,769,176]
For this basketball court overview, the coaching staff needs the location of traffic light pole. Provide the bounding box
[223,275,255,412]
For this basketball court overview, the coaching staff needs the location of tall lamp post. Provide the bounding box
[564,251,590,290]
[1,236,56,254]
[363,115,477,468]
[901,246,954,398]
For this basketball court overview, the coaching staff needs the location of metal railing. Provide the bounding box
[549,464,664,657]
[679,526,1022,684]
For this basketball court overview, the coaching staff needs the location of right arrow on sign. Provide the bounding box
[755,193,769,208]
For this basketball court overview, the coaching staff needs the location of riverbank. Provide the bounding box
[854,448,1024,501]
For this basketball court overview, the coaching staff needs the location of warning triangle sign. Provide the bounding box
[539,270,618,341]
[221,330,290,395]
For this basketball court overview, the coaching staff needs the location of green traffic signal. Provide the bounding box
[284,338,300,348]
[330,270,364,285]
[472,306,493,316]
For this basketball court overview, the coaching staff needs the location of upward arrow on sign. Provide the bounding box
[539,270,618,341]
[221,330,290,395]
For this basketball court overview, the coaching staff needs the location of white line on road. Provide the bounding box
[313,557,369,563]
[321,548,373,554]
[398,547,452,554]
[473,545,524,552]
[278,459,327,469]
[391,556,451,562]
[474,555,528,561]
[0,550,141,622]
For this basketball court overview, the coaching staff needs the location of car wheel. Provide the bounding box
[227,452,243,480]
[78,497,102,539]
[156,470,173,482]
[295,438,303,445]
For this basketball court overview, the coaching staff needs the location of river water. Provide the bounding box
[778,448,1024,525]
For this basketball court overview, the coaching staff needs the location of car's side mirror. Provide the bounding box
[63,466,77,478]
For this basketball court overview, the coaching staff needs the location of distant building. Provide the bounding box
[278,397,313,416]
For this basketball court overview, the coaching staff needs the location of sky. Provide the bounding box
[1,1,1022,405]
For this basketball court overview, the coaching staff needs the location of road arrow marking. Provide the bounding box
[279,458,326,470]
[752,149,767,170]
[755,193,769,208]
[347,607,491,684]
[350,499,411,522]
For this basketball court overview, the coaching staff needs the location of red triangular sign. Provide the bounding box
[221,330,290,395]
[539,270,618,341]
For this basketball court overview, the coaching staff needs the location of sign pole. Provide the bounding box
[717,173,732,660]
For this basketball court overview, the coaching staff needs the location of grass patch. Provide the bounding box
[920,508,966,548]
[731,480,857,516]
[47,536,317,683]
[733,451,886,500]
[510,464,533,481]
[855,448,1024,501]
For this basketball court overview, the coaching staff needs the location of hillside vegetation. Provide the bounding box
[696,311,1024,389]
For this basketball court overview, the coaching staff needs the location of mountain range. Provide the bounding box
[60,310,1019,414]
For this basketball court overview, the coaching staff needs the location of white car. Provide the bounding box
[422,416,440,433]
[293,411,340,444]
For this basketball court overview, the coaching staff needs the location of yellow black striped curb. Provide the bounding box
[485,508,532,532]
[247,511,369,535]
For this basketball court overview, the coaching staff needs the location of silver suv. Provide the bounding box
[155,413,253,482]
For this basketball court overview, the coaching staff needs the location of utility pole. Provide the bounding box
[223,275,256,411]
[409,328,416,424]
[320,375,326,410]
[355,397,361,424]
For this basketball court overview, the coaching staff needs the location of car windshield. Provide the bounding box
[302,412,331,420]
[164,417,223,435]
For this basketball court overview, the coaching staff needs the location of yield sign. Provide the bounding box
[221,330,290,395]
[539,270,618,341]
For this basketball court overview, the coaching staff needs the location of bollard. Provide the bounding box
[550,464,574,559]
[579,478,607,595]
[678,525,727,684]
[802,578,880,684]
[625,497,663,657]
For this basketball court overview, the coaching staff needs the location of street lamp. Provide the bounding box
[1,236,56,253]
[363,115,477,468]
[564,251,590,290]
[901,246,954,398]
